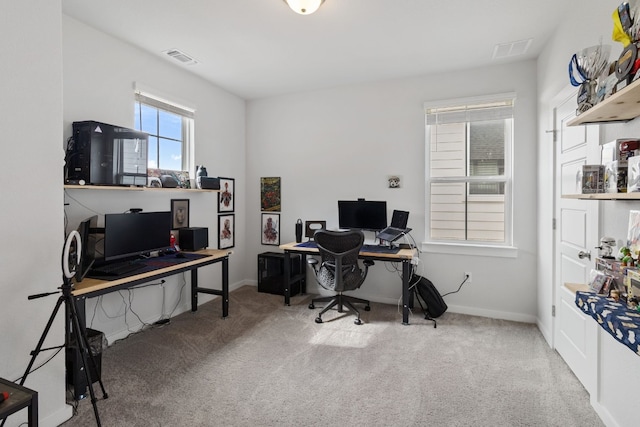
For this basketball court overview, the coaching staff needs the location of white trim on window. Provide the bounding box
[424,93,515,250]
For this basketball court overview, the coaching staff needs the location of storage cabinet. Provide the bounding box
[257,252,303,296]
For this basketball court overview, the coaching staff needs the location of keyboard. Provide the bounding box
[90,261,144,277]
[361,244,400,254]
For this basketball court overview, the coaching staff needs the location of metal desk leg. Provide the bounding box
[29,392,38,427]
[402,260,411,325]
[191,269,198,312]
[283,251,291,306]
[191,257,229,317]
[300,253,307,294]
[221,256,229,317]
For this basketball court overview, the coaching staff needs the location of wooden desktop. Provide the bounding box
[279,242,417,324]
[72,249,231,320]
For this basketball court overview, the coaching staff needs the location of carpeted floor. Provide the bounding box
[61,285,604,426]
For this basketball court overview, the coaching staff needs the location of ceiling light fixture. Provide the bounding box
[283,0,325,15]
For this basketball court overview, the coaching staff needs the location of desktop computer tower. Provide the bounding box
[66,328,105,400]
[257,252,302,296]
[66,121,148,186]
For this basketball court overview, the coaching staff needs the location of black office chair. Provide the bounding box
[307,229,374,325]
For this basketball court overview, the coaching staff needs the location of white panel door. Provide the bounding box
[553,92,599,394]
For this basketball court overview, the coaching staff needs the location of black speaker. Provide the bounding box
[180,227,209,251]
[199,177,220,190]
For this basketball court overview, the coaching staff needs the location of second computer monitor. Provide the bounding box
[338,200,387,231]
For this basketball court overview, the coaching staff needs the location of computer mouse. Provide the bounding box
[176,252,186,258]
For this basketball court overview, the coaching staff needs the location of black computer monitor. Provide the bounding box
[75,215,98,282]
[103,211,171,262]
[338,200,387,231]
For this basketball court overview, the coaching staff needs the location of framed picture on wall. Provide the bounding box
[218,177,235,212]
[170,199,189,229]
[260,177,281,211]
[261,213,280,246]
[218,214,235,249]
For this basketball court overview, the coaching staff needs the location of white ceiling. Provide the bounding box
[62,0,573,100]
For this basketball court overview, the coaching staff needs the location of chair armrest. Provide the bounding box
[307,257,319,274]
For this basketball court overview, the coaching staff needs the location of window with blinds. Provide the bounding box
[425,94,514,244]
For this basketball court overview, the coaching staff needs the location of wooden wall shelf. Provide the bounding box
[562,193,640,200]
[63,184,219,193]
[567,77,640,126]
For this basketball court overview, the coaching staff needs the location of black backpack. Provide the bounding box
[410,276,447,324]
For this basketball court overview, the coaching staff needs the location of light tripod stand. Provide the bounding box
[17,231,108,426]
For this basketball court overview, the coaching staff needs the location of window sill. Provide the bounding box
[421,241,518,258]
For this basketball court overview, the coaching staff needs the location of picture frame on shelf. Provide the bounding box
[171,199,190,229]
[218,177,235,212]
[261,213,280,246]
[218,214,235,249]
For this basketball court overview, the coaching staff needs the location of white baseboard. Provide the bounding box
[536,318,553,347]
[41,404,73,427]
[445,304,536,323]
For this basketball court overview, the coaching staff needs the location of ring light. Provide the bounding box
[62,230,82,279]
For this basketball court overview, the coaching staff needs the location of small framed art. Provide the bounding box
[260,177,281,211]
[218,177,235,212]
[261,213,280,245]
[171,199,190,229]
[218,214,235,249]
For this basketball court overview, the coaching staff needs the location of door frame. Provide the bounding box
[549,85,600,348]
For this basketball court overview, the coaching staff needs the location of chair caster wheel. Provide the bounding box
[315,317,323,324]
[309,303,315,309]
[364,306,371,311]
[354,318,362,325]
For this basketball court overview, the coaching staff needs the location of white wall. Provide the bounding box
[246,60,539,322]
[0,1,71,426]
[61,15,247,343]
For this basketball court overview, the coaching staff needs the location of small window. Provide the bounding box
[134,92,194,172]
[425,94,514,246]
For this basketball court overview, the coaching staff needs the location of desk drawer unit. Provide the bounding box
[258,252,302,296]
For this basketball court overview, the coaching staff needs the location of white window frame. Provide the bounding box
[133,84,196,174]
[423,93,517,258]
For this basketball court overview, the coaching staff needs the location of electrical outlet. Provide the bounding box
[464,272,472,283]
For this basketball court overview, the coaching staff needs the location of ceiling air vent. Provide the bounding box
[492,39,532,59]
[163,49,198,65]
